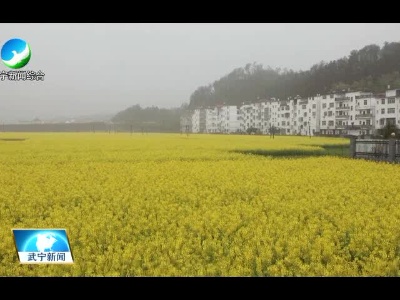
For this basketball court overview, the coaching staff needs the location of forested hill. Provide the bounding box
[111,104,187,132]
[189,41,400,108]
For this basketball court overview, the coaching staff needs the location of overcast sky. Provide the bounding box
[1,23,400,122]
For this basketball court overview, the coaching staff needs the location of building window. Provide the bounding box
[381,108,385,114]
[328,111,333,116]
[312,104,316,109]
[388,98,395,104]
[304,112,307,117]
[302,105,306,109]
[364,100,367,105]
[328,121,334,126]
[382,99,385,104]
[388,108,395,114]
[329,103,334,108]
[366,120,371,125]
[322,121,326,125]
[322,104,327,109]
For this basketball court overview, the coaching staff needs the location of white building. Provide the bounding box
[205,107,218,133]
[292,96,320,136]
[354,92,376,136]
[186,87,400,136]
[191,109,201,133]
[334,93,351,135]
[263,99,280,134]
[219,105,240,133]
[375,89,400,132]
[319,94,336,135]
[277,100,290,135]
[239,103,257,133]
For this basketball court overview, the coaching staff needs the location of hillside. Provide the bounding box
[189,41,400,108]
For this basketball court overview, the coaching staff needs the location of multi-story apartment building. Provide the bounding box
[375,89,400,132]
[199,108,206,133]
[219,105,240,133]
[239,103,257,133]
[187,88,400,136]
[205,107,218,133]
[191,109,200,133]
[319,93,336,135]
[334,93,351,135]
[262,98,279,134]
[354,92,376,136]
[278,100,290,135]
[292,96,320,136]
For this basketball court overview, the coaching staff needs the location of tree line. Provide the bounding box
[189,41,400,108]
[111,104,187,132]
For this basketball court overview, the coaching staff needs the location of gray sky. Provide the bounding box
[1,23,400,122]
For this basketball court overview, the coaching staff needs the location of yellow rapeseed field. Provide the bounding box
[0,132,399,276]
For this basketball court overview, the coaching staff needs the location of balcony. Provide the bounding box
[355,94,372,99]
[336,106,350,110]
[336,124,346,129]
[335,97,350,101]
[355,113,373,118]
[335,115,350,119]
[355,105,373,110]
[345,124,373,130]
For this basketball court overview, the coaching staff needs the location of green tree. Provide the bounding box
[379,122,400,139]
